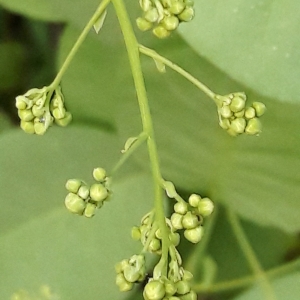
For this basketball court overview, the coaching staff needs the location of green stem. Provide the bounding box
[227,209,277,300]
[49,0,111,89]
[138,44,217,102]
[112,0,170,276]
[193,257,300,294]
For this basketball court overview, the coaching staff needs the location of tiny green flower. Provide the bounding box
[188,194,201,207]
[136,17,153,31]
[178,6,195,22]
[92,167,107,182]
[116,273,133,292]
[144,280,166,300]
[176,280,190,295]
[182,211,201,229]
[245,118,262,135]
[89,183,108,202]
[65,193,86,215]
[174,201,188,215]
[252,101,266,117]
[153,26,170,39]
[84,203,97,218]
[65,179,82,193]
[197,197,214,217]
[184,226,204,243]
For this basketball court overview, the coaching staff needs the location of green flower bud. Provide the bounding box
[169,1,185,15]
[230,117,246,134]
[131,226,141,240]
[219,105,232,119]
[245,107,256,119]
[32,105,45,117]
[182,212,200,229]
[16,97,27,109]
[144,280,165,300]
[116,273,133,292]
[169,232,180,246]
[176,280,190,295]
[197,197,214,217]
[188,194,201,207]
[219,118,231,130]
[153,26,171,39]
[65,179,82,193]
[34,122,47,135]
[145,8,159,23]
[230,94,246,113]
[20,120,35,134]
[55,111,72,127]
[93,167,106,182]
[77,185,90,199]
[245,118,262,135]
[84,203,97,218]
[115,259,129,273]
[136,17,153,31]
[170,213,183,230]
[52,107,66,120]
[90,183,108,202]
[178,6,195,22]
[252,101,266,117]
[182,269,193,281]
[18,109,34,121]
[149,238,161,252]
[162,16,179,31]
[124,266,141,283]
[65,193,86,215]
[184,226,204,243]
[234,109,245,118]
[174,201,188,215]
[181,290,197,300]
[165,282,177,296]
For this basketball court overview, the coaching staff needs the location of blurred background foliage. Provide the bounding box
[0,1,300,300]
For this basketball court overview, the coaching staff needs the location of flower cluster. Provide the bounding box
[216,92,266,136]
[136,0,195,38]
[65,167,111,218]
[15,86,72,135]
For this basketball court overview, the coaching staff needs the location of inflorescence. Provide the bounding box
[115,180,214,300]
[65,167,111,218]
[137,0,195,38]
[215,92,266,136]
[15,86,72,135]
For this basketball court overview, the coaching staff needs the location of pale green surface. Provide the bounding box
[179,0,300,104]
[0,127,152,299]
[233,272,300,300]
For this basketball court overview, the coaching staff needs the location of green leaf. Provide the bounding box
[56,16,300,233]
[178,0,300,104]
[0,126,152,299]
[233,272,300,300]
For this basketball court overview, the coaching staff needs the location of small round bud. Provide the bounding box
[181,290,197,300]
[136,17,153,31]
[16,97,27,109]
[148,238,161,252]
[219,118,231,130]
[18,109,34,122]
[144,8,159,23]
[188,194,201,207]
[93,167,106,182]
[116,273,133,292]
[182,212,200,229]
[176,280,190,295]
[144,280,165,300]
[77,185,90,200]
[170,213,183,230]
[65,193,86,215]
[219,105,232,119]
[230,117,246,134]
[32,105,45,117]
[55,111,72,127]
[230,95,246,113]
[245,118,262,135]
[184,226,204,243]
[234,109,245,118]
[65,179,82,193]
[165,282,177,296]
[20,120,35,134]
[252,102,266,117]
[153,26,170,39]
[245,107,256,119]
[115,259,129,273]
[89,183,108,202]
[162,16,179,31]
[198,198,214,217]
[169,232,180,246]
[131,226,141,240]
[52,107,66,120]
[174,201,188,215]
[178,6,195,22]
[169,1,185,14]
[84,203,97,218]
[123,266,141,283]
[182,269,193,281]
[34,122,47,135]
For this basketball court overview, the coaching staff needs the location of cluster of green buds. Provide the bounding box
[136,0,195,38]
[131,212,180,254]
[15,86,72,135]
[115,254,146,292]
[216,92,266,136]
[65,167,111,218]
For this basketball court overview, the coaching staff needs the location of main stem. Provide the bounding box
[112,0,170,274]
[50,0,111,89]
